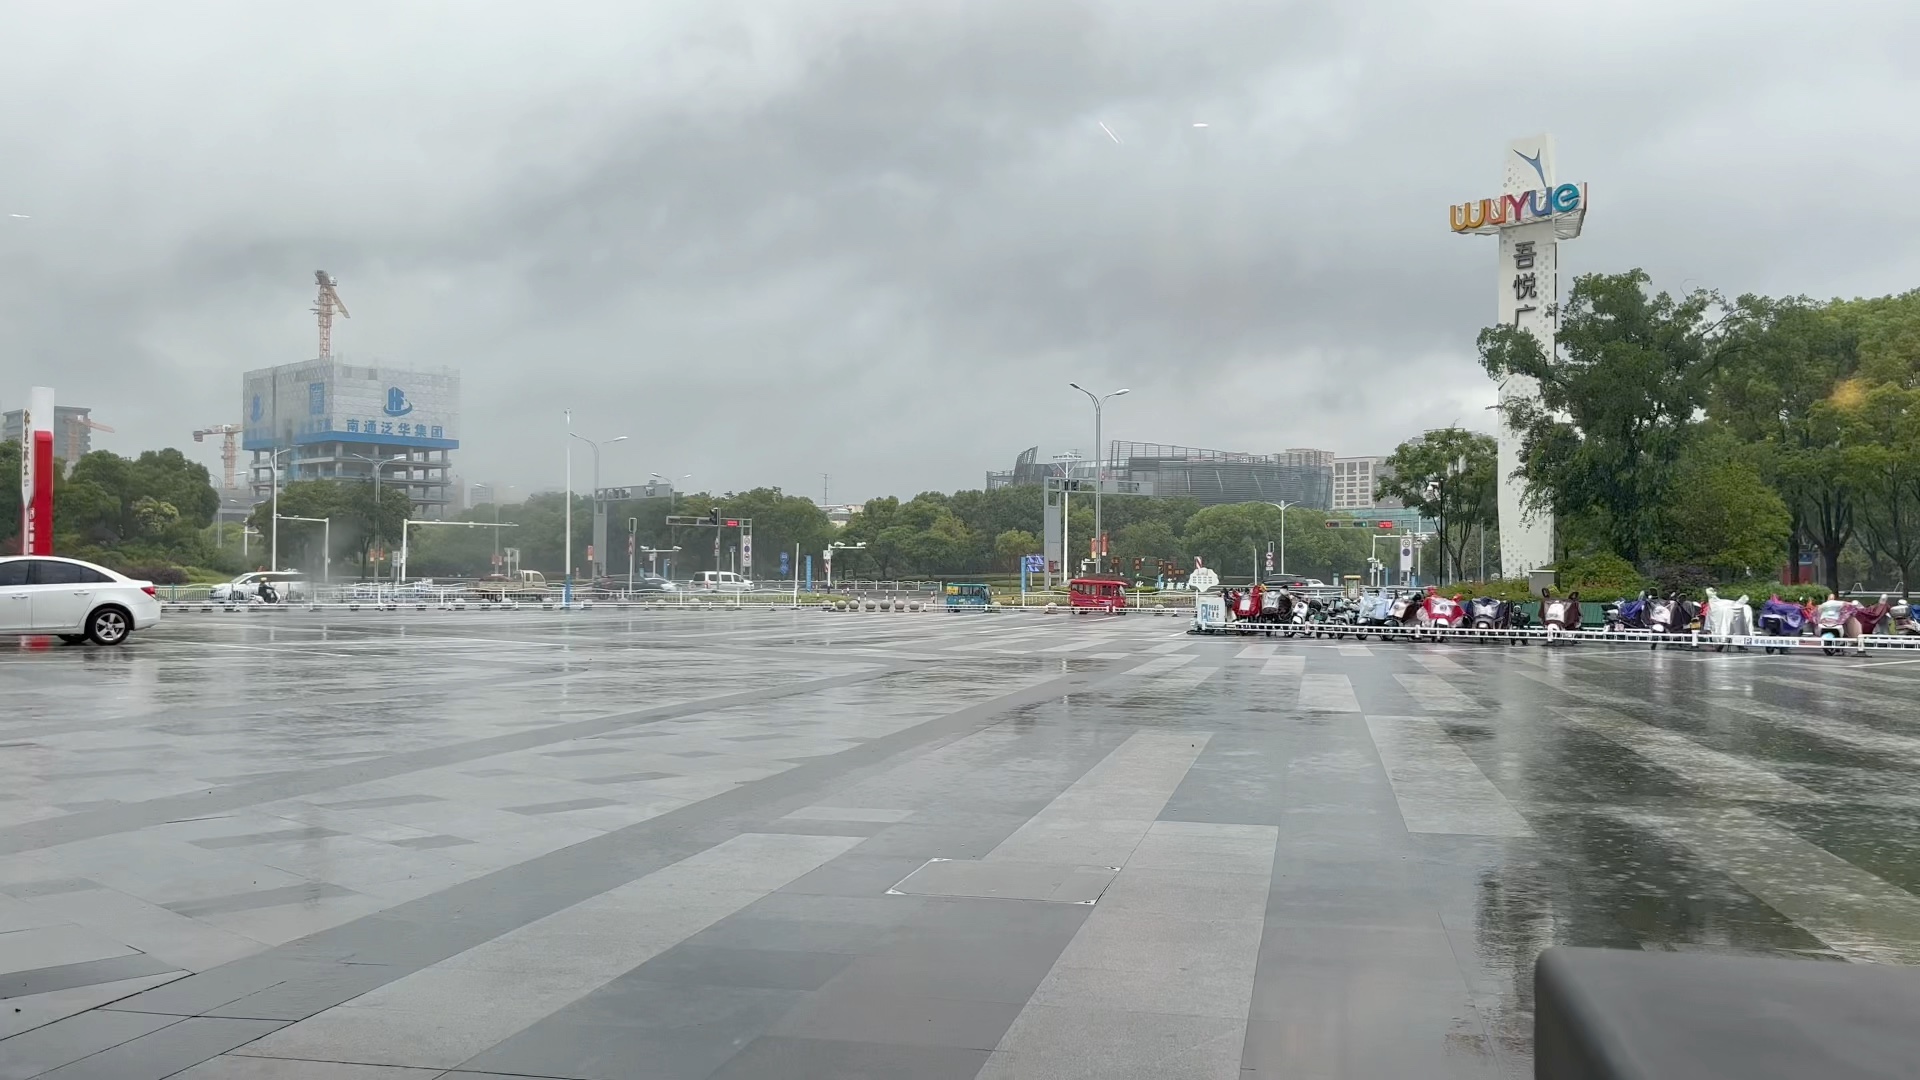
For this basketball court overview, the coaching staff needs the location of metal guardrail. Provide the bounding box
[1191,619,1920,652]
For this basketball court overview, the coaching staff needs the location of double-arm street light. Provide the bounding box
[268,447,296,572]
[1264,501,1297,578]
[344,452,411,581]
[651,472,693,517]
[569,430,629,580]
[1069,383,1130,574]
[564,411,628,607]
[275,514,332,583]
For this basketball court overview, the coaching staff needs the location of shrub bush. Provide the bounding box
[122,563,190,585]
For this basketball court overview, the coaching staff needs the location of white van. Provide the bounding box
[693,571,755,593]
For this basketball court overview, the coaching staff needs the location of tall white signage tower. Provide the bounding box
[1451,134,1587,577]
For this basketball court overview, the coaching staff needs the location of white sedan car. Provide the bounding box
[0,555,162,645]
[210,571,311,604]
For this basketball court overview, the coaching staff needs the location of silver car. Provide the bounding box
[210,571,311,604]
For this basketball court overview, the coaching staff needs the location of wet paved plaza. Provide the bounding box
[4,608,1920,1078]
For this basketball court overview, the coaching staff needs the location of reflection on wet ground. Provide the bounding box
[2,610,1918,1078]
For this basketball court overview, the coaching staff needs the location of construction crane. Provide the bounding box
[193,424,244,490]
[312,270,349,361]
[64,414,113,465]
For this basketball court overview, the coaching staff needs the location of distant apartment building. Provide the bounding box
[3,405,98,470]
[1333,456,1401,511]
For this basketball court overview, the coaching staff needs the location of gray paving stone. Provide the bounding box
[706,1036,992,1080]
[573,771,677,785]
[0,954,183,1001]
[2,877,103,899]
[0,1009,178,1080]
[501,797,621,815]
[630,943,859,990]
[382,834,474,849]
[33,1016,285,1080]
[191,828,346,849]
[163,884,358,918]
[314,796,446,810]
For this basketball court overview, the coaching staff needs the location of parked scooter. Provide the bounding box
[1412,590,1465,641]
[1384,590,1419,641]
[1356,591,1398,638]
[1817,595,1892,656]
[1468,597,1518,642]
[1605,591,1652,635]
[1893,599,1920,637]
[1322,596,1360,637]
[1756,595,1809,654]
[1540,589,1582,644]
[1292,595,1327,637]
[1647,591,1698,649]
[1698,588,1754,652]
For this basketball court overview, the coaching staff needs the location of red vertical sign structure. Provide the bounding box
[19,388,57,556]
[26,430,54,554]
[18,384,58,553]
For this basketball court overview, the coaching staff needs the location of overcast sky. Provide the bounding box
[3,0,1916,503]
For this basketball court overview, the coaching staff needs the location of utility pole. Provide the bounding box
[822,473,830,508]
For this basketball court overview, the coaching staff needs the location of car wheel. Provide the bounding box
[86,606,132,646]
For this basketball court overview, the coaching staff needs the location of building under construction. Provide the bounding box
[3,405,107,470]
[243,360,461,517]
[1105,442,1335,509]
[235,270,462,517]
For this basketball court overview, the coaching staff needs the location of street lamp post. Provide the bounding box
[570,430,629,580]
[268,447,295,571]
[1068,383,1130,574]
[1264,502,1297,577]
[344,452,410,582]
[275,514,331,583]
[651,472,692,518]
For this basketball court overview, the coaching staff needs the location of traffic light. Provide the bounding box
[708,508,720,525]
[1133,557,1143,572]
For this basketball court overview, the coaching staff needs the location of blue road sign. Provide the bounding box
[780,550,790,576]
[1022,554,1045,573]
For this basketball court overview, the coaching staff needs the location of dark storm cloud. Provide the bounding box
[2,0,1915,500]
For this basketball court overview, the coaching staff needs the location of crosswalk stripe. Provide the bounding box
[1558,708,1822,803]
[1364,715,1532,836]
[1623,807,1920,963]
[1298,674,1360,712]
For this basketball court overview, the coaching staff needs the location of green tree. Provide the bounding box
[0,439,17,552]
[714,488,835,581]
[1111,521,1183,567]
[1480,269,1723,566]
[993,529,1040,571]
[1839,382,1920,595]
[1182,502,1283,581]
[1708,294,1861,585]
[1374,427,1497,582]
[1655,435,1791,578]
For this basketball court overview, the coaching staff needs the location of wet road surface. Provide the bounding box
[3,608,1919,1077]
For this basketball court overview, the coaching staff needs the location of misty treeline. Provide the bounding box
[0,444,232,582]
[405,483,1410,585]
[1481,269,1920,596]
